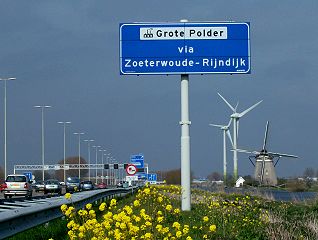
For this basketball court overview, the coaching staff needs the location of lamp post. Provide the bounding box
[0,77,16,178]
[74,132,85,179]
[99,149,107,181]
[92,145,101,184]
[111,157,116,185]
[34,105,52,181]
[58,121,71,183]
[84,139,94,181]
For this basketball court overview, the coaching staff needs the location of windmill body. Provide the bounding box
[236,121,298,186]
[254,154,277,186]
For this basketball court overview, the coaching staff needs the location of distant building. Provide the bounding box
[235,177,245,188]
[192,178,208,184]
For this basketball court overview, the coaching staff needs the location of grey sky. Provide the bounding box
[0,0,317,178]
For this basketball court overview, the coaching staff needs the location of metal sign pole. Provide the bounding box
[180,73,191,211]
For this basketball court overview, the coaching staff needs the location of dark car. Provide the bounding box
[81,181,94,191]
[66,177,81,193]
[44,179,62,195]
[96,182,107,189]
[34,180,45,192]
[116,182,123,188]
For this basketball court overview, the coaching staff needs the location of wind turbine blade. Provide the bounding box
[226,118,232,128]
[217,92,236,112]
[262,121,269,150]
[226,129,233,147]
[267,151,298,158]
[209,123,224,128]
[238,100,263,117]
[234,101,239,111]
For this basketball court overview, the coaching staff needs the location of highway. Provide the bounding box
[0,187,138,239]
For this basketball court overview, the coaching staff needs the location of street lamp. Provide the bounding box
[73,132,85,179]
[110,156,116,185]
[58,121,71,183]
[99,149,107,181]
[34,105,52,181]
[0,77,16,178]
[92,145,101,184]
[84,139,94,181]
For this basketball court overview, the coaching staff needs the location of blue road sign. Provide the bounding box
[120,22,250,75]
[23,172,32,181]
[130,154,144,168]
[136,173,147,180]
[147,173,157,181]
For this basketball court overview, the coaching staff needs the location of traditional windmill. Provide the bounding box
[236,121,298,186]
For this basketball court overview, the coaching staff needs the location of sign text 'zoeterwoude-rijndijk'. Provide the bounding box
[120,22,250,75]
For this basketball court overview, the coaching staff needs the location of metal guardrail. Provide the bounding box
[0,187,138,239]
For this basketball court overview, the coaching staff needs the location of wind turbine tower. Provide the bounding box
[209,119,233,184]
[218,93,262,181]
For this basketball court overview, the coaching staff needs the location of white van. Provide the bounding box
[3,174,33,199]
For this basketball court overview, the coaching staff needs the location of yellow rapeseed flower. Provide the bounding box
[203,216,209,222]
[157,216,164,223]
[174,208,181,214]
[110,198,117,207]
[144,232,152,239]
[209,224,217,232]
[65,193,72,199]
[166,204,173,211]
[89,209,96,218]
[99,202,106,211]
[86,203,92,210]
[60,204,68,212]
[176,231,182,238]
[144,188,150,195]
[172,221,181,230]
[120,222,126,230]
[78,209,88,217]
[133,200,140,207]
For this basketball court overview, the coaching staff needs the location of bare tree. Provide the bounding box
[32,170,53,182]
[0,166,4,181]
[304,167,315,178]
[55,156,88,181]
[207,171,222,181]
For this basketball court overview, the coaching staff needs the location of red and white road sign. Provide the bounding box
[126,164,138,175]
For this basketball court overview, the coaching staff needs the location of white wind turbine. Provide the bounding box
[209,118,233,184]
[217,93,263,181]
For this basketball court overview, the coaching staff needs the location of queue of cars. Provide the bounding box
[0,174,125,199]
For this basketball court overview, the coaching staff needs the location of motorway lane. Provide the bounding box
[0,187,67,201]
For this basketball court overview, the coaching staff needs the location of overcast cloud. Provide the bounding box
[0,0,317,179]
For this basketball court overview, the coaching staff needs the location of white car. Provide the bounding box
[3,174,33,199]
[44,179,62,195]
